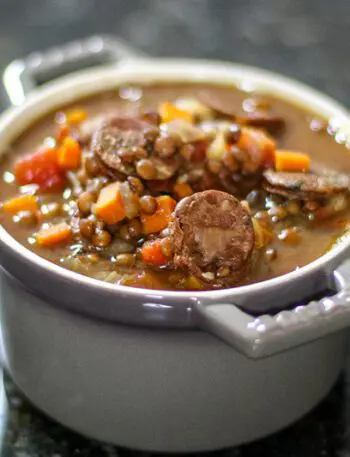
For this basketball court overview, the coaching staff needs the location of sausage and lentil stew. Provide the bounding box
[1,83,350,290]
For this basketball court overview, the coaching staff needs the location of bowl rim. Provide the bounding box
[1,57,350,301]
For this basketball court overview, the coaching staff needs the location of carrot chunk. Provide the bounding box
[141,240,168,266]
[95,182,126,224]
[56,124,70,143]
[159,102,193,124]
[173,182,193,198]
[57,136,82,170]
[141,195,176,234]
[238,127,276,167]
[36,222,72,246]
[2,195,39,214]
[66,109,87,125]
[275,149,310,172]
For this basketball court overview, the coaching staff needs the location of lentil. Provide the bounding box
[115,253,136,267]
[139,195,157,214]
[92,230,112,247]
[155,134,180,158]
[40,202,61,219]
[119,224,131,241]
[225,124,241,144]
[85,156,102,176]
[128,218,142,238]
[128,176,144,195]
[180,143,195,161]
[79,218,95,239]
[265,247,277,261]
[132,146,148,160]
[77,191,96,215]
[286,200,301,216]
[118,148,136,163]
[143,125,159,143]
[217,265,230,278]
[268,205,288,221]
[143,111,161,126]
[160,237,174,258]
[303,200,320,212]
[136,159,157,180]
[223,149,239,172]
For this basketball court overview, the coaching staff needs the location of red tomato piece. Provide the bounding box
[14,147,65,192]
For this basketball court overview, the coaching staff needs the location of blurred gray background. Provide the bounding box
[0,0,349,109]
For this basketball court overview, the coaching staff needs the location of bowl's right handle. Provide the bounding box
[196,260,350,359]
[2,34,148,106]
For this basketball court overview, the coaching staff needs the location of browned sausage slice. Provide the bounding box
[197,91,284,135]
[92,117,181,180]
[263,169,350,200]
[169,190,255,285]
[92,119,146,176]
[238,111,285,136]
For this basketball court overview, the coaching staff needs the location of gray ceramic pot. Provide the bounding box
[1,36,350,452]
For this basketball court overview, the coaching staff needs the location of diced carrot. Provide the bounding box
[173,182,193,198]
[2,195,39,214]
[36,222,72,247]
[66,109,87,125]
[95,182,126,224]
[57,136,82,170]
[140,240,168,266]
[275,149,310,172]
[238,127,276,167]
[15,147,65,192]
[157,195,176,212]
[141,195,176,234]
[159,102,193,124]
[56,124,70,143]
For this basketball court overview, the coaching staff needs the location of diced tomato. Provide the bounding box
[15,147,65,192]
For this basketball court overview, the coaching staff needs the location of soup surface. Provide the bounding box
[1,83,350,290]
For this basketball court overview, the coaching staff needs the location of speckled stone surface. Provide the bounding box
[1,0,350,455]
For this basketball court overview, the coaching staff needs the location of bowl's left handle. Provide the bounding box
[196,260,350,359]
[2,34,147,106]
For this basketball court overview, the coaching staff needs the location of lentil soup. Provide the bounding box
[1,83,350,290]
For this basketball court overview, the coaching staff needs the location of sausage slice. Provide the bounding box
[263,169,350,200]
[92,117,180,180]
[198,91,284,135]
[169,190,255,285]
[92,118,147,176]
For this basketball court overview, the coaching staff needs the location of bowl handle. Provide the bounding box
[196,260,350,359]
[2,34,147,106]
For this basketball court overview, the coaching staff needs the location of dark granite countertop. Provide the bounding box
[1,0,350,455]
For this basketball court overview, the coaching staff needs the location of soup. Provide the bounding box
[1,83,349,290]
